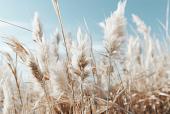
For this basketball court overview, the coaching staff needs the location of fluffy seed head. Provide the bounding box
[100,0,127,55]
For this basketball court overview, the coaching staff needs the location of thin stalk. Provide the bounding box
[71,82,75,103]
[113,61,131,112]
[15,53,23,106]
[41,81,53,114]
[6,83,17,114]
[52,2,76,113]
[52,0,70,61]
[106,56,112,114]
[80,69,85,114]
[84,20,98,111]
[166,0,169,38]
[85,34,97,110]
[51,1,74,113]
[0,19,32,32]
[84,19,97,84]
[80,82,84,114]
[113,61,124,88]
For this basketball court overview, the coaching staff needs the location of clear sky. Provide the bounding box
[0,0,169,46]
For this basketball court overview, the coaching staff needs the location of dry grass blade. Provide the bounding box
[52,0,70,61]
[0,51,23,106]
[5,37,29,61]
[28,58,43,82]
[0,19,32,32]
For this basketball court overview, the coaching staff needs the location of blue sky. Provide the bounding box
[0,0,169,46]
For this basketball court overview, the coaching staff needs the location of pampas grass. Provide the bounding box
[0,0,170,114]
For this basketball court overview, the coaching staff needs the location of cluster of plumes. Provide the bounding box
[0,0,170,114]
[72,28,91,81]
[100,0,126,56]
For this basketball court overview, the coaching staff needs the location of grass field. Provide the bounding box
[0,0,170,114]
